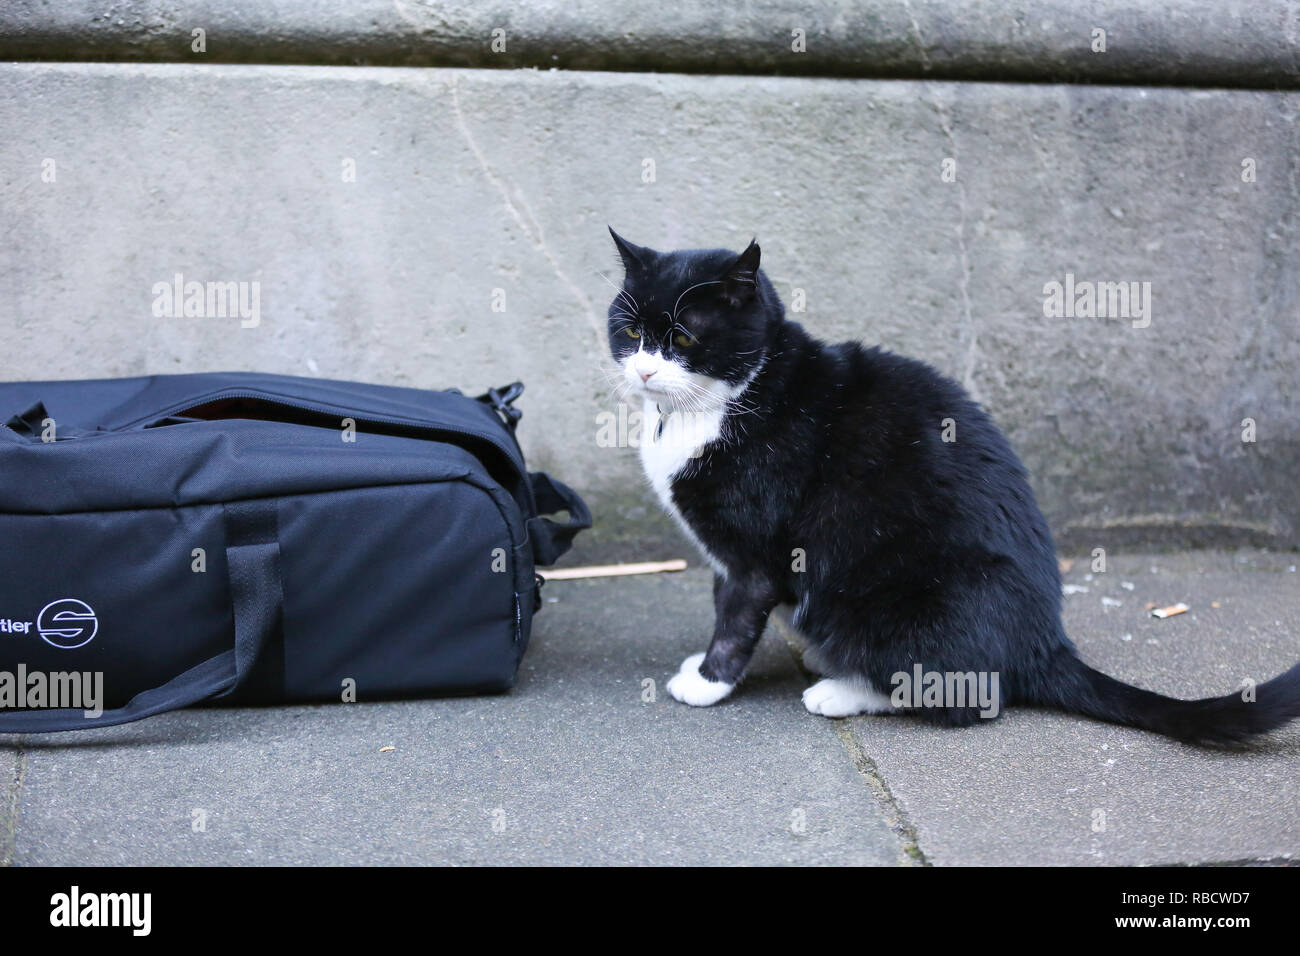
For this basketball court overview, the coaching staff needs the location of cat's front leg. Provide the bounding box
[667,572,777,707]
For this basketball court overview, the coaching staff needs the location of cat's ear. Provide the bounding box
[721,239,761,306]
[608,227,655,274]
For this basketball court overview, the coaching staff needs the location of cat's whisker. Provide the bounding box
[604,378,635,404]
[593,359,642,409]
[597,270,639,314]
[670,280,724,323]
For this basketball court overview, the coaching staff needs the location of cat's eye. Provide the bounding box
[623,328,641,340]
[673,331,697,349]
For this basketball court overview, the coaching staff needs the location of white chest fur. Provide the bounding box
[639,397,730,576]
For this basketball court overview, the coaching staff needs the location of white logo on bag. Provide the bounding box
[36,599,98,649]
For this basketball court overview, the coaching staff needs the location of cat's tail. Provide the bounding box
[1037,651,1300,746]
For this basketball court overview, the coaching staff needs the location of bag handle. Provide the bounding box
[526,472,592,566]
[3,401,52,440]
[477,381,525,432]
[0,500,282,733]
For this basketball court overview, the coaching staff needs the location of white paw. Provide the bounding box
[666,652,734,707]
[802,677,895,718]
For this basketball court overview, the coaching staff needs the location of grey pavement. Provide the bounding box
[842,549,1300,866]
[3,548,1298,866]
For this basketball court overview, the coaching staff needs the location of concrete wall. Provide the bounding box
[2,5,1298,558]
[2,1,1297,87]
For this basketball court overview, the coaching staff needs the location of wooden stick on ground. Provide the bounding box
[539,559,688,581]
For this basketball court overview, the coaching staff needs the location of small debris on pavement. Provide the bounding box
[1057,558,1075,573]
[1211,601,1221,608]
[1101,597,1123,608]
[540,559,688,580]
[1151,603,1189,619]
[379,746,395,753]
[1120,581,1135,591]
[1063,584,1089,595]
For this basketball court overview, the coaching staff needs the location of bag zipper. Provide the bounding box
[116,387,526,476]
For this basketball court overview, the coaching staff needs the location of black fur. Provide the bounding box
[607,231,1300,746]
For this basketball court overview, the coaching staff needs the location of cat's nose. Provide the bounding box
[639,369,656,383]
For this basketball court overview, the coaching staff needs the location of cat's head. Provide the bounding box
[606,230,782,409]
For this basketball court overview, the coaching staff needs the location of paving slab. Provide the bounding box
[833,550,1300,866]
[1,569,902,866]
[4,551,1298,866]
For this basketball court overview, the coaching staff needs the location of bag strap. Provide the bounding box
[526,472,592,566]
[0,500,282,733]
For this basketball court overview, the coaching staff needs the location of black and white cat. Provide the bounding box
[605,229,1300,745]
